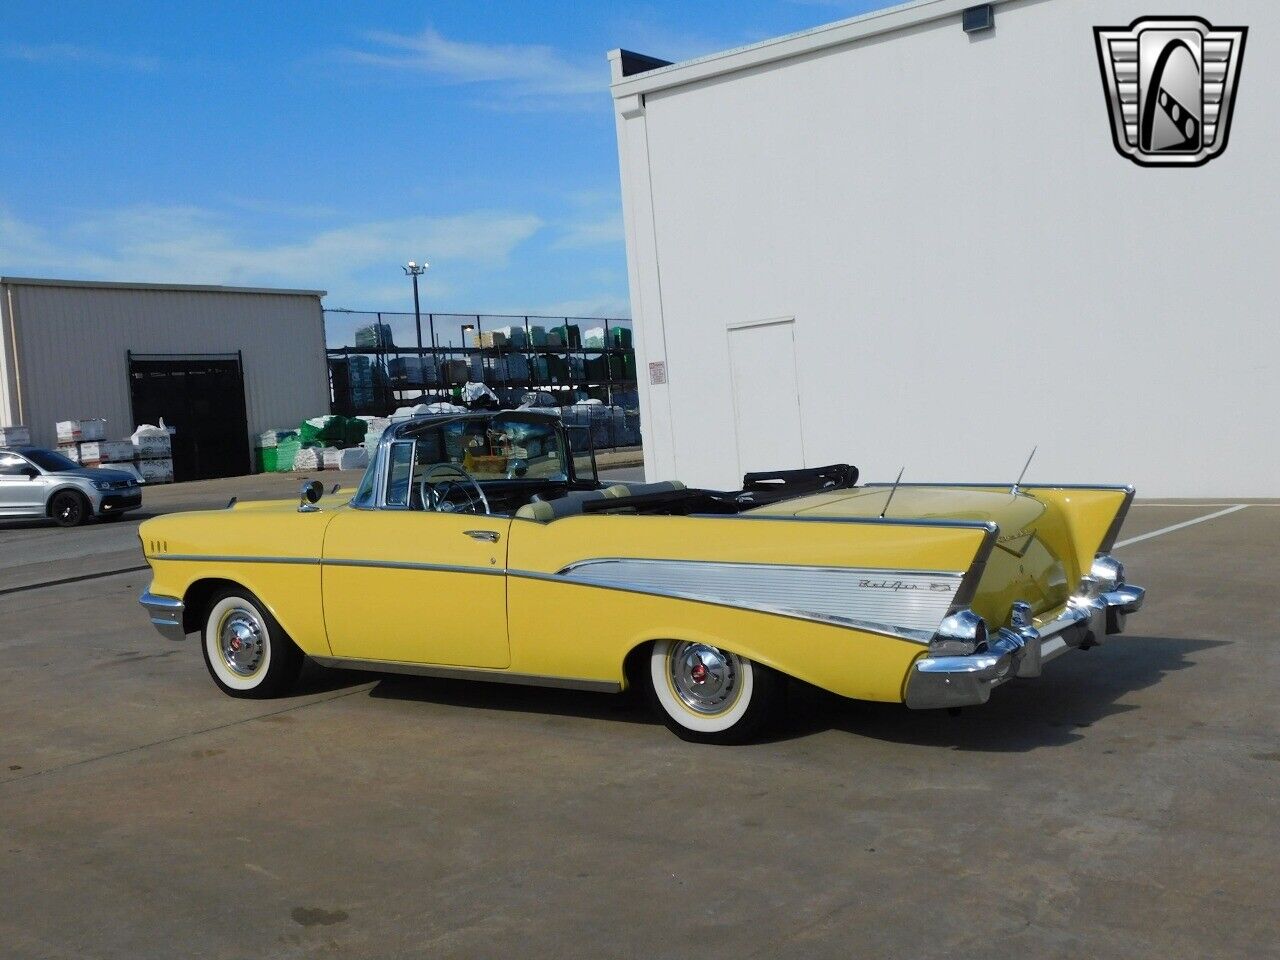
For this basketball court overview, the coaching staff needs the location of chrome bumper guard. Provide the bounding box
[139,591,187,641]
[905,566,1145,710]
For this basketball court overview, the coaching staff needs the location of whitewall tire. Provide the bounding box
[201,588,302,699]
[647,640,783,744]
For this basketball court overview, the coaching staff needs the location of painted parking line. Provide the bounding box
[1115,504,1249,548]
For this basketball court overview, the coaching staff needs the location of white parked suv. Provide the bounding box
[0,447,143,526]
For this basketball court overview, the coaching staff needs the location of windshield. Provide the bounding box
[404,414,575,482]
[23,449,80,472]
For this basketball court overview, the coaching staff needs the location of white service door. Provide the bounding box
[727,318,805,477]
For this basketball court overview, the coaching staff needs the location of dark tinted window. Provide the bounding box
[23,449,79,472]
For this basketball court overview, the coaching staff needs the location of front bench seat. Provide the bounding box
[515,484,632,522]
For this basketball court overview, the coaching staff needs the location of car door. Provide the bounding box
[321,496,512,669]
[0,452,44,514]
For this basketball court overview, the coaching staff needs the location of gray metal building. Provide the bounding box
[611,0,1275,497]
[0,277,329,480]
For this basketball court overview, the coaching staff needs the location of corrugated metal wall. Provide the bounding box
[1,281,329,451]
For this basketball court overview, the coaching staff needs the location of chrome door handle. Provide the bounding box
[464,530,501,543]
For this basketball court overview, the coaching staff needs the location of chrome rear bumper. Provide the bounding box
[139,591,186,641]
[905,581,1145,710]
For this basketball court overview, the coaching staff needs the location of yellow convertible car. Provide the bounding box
[138,411,1144,743]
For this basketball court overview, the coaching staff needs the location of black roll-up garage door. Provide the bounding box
[128,352,251,482]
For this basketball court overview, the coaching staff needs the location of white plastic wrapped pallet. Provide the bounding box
[136,458,174,484]
[362,417,391,454]
[462,382,499,406]
[0,425,31,446]
[79,440,135,464]
[131,423,172,459]
[255,429,295,449]
[56,419,107,443]
[293,447,327,472]
[324,447,369,471]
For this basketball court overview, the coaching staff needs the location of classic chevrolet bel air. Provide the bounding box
[138,411,1145,743]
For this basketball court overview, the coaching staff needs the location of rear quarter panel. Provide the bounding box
[505,514,993,701]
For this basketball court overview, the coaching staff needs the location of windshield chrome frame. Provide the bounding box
[358,411,580,512]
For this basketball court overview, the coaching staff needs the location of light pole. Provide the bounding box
[402,260,435,384]
[460,322,475,350]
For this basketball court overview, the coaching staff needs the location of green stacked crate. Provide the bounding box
[275,436,302,472]
[256,447,279,473]
[553,324,581,349]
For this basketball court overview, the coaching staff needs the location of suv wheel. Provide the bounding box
[50,491,89,527]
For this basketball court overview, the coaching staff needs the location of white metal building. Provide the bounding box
[611,0,1277,497]
[0,278,329,480]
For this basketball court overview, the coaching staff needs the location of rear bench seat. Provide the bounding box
[514,481,685,522]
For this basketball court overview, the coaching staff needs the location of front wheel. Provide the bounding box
[647,640,784,744]
[201,588,303,698]
[49,491,89,527]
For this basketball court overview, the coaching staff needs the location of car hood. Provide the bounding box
[50,466,139,484]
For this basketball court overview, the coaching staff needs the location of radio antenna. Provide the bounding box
[1011,446,1037,495]
[880,466,905,518]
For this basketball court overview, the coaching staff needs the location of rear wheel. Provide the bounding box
[647,640,784,744]
[201,587,303,698]
[49,491,89,527]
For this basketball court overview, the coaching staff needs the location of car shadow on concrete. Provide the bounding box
[291,661,391,697]
[0,512,153,531]
[301,635,1223,749]
[362,673,658,727]
[774,635,1226,750]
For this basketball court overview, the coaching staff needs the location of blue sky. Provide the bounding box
[0,0,890,345]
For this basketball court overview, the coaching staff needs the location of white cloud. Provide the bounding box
[0,204,542,307]
[553,215,624,250]
[343,27,607,105]
[0,42,159,72]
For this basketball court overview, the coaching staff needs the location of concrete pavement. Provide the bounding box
[1,499,1277,957]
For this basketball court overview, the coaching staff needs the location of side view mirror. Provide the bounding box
[22,467,39,480]
[298,479,325,512]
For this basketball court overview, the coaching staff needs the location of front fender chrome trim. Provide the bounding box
[310,656,620,693]
[139,591,186,641]
[322,557,505,577]
[153,555,505,577]
[154,554,321,565]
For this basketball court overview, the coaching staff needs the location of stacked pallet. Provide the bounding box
[53,418,174,483]
[0,424,32,446]
[130,424,174,483]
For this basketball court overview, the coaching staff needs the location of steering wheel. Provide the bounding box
[418,463,491,515]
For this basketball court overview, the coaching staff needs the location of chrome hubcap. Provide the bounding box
[218,608,265,677]
[669,642,740,715]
